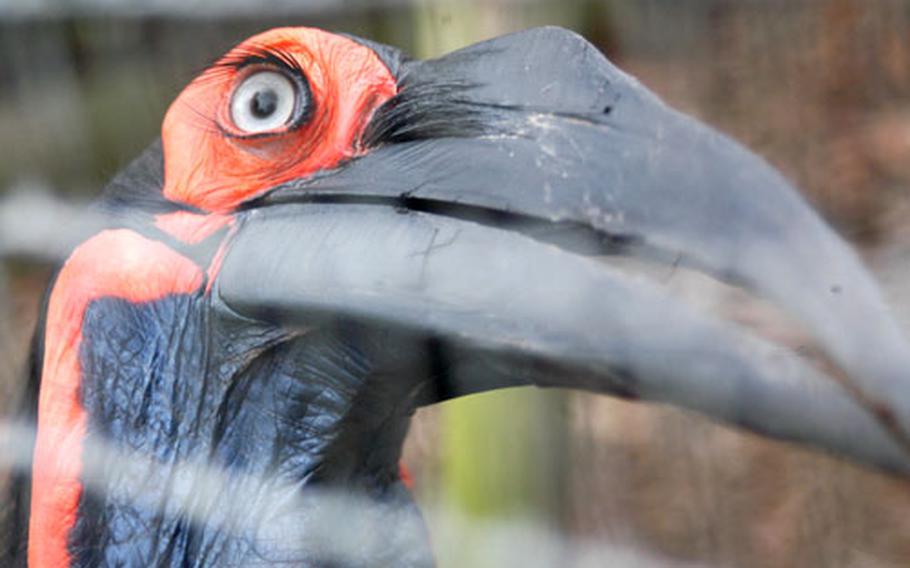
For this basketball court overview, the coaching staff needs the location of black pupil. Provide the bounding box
[250,89,279,119]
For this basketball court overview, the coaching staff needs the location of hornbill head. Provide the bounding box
[13,25,910,567]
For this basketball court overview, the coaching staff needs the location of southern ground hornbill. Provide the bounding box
[6,25,910,567]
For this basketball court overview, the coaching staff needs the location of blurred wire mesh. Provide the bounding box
[2,0,910,566]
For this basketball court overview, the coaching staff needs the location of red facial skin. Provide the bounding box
[29,27,398,567]
[162,26,398,214]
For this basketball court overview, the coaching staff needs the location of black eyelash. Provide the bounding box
[215,43,307,78]
[196,43,308,92]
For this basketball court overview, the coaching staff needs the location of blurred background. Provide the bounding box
[2,0,910,566]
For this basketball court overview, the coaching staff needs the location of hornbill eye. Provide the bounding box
[229,70,302,134]
[157,28,397,212]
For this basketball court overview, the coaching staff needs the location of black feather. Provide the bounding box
[362,76,515,148]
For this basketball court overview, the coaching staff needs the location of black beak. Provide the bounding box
[218,28,910,474]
